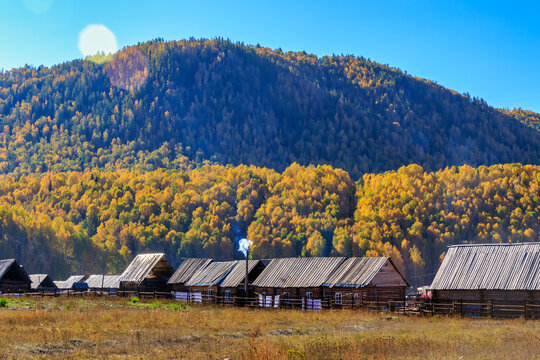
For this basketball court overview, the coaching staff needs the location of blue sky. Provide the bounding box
[1,0,539,111]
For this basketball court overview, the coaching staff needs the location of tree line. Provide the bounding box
[0,163,537,284]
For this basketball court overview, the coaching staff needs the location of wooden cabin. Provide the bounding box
[56,275,88,291]
[251,257,347,308]
[430,242,540,316]
[29,274,58,292]
[85,274,121,292]
[168,258,213,292]
[218,260,266,302]
[119,253,174,292]
[0,259,31,293]
[185,261,237,302]
[323,257,408,307]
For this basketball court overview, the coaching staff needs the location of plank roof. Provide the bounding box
[29,274,57,289]
[186,261,238,287]
[119,253,174,284]
[0,259,16,280]
[85,274,121,289]
[251,257,346,288]
[167,258,213,285]
[58,275,86,289]
[0,259,31,283]
[323,257,392,288]
[220,260,262,288]
[430,242,540,290]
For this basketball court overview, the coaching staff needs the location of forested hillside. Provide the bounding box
[505,108,540,132]
[0,38,539,178]
[0,38,539,284]
[0,163,538,285]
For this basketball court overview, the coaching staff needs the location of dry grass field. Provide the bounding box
[0,295,539,359]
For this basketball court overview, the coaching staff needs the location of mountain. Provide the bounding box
[0,38,539,178]
[0,38,539,282]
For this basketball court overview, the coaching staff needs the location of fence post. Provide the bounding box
[524,301,527,320]
[460,298,463,318]
[490,299,494,319]
[402,298,406,315]
[451,300,455,316]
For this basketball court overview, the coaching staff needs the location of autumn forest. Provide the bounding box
[0,163,538,284]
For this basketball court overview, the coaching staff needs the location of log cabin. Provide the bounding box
[430,242,540,316]
[168,258,213,292]
[119,253,175,292]
[85,274,121,292]
[218,260,266,302]
[29,274,57,292]
[56,275,88,291]
[251,257,347,308]
[0,259,31,293]
[322,257,408,307]
[185,261,237,303]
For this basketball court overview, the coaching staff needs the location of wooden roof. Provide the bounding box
[323,257,405,288]
[0,259,31,283]
[220,260,263,288]
[431,242,540,290]
[29,274,57,289]
[167,258,213,285]
[57,275,86,289]
[0,259,16,280]
[119,253,174,284]
[251,257,346,288]
[186,261,238,287]
[85,274,121,289]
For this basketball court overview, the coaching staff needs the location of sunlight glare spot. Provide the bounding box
[106,48,150,92]
[78,25,118,59]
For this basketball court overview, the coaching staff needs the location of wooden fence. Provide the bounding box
[429,299,540,319]
[4,290,540,319]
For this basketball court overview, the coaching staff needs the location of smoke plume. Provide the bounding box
[238,238,253,258]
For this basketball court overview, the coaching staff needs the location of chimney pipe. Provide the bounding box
[244,248,249,295]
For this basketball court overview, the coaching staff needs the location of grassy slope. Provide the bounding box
[0,296,538,359]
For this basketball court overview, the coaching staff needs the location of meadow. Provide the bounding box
[0,296,538,359]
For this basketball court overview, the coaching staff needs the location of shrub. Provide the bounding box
[131,296,139,304]
[151,301,161,309]
[0,298,7,308]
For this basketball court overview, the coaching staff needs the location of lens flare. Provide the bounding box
[78,25,118,59]
[106,47,150,91]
